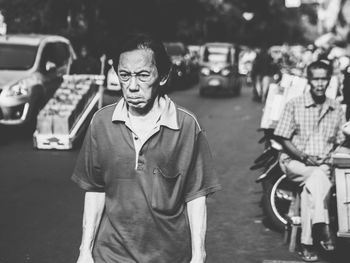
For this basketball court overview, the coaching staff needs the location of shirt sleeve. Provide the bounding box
[71,122,105,192]
[184,131,221,202]
[274,100,296,139]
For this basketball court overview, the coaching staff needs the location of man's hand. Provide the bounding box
[76,192,105,263]
[303,155,318,166]
[76,251,94,263]
[319,164,332,180]
[187,196,207,263]
[190,253,206,263]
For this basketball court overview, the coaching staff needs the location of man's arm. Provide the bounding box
[76,192,105,263]
[277,137,318,166]
[187,196,207,263]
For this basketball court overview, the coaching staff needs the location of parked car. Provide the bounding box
[164,42,194,89]
[105,59,121,93]
[0,34,76,130]
[199,42,240,96]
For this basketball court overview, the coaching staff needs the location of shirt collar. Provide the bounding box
[112,95,180,130]
[304,91,335,110]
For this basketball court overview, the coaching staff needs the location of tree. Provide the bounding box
[0,0,324,52]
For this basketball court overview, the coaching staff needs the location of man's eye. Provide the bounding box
[140,74,150,78]
[312,78,328,81]
[138,73,151,81]
[119,73,129,79]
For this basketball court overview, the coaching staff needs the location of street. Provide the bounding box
[0,0,349,262]
[0,83,334,263]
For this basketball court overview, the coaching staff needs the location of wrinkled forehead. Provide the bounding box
[118,48,156,69]
[309,67,329,78]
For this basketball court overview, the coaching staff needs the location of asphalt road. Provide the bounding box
[0,83,342,263]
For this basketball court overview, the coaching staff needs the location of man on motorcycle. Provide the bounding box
[274,60,346,262]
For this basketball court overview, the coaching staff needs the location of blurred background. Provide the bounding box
[2,1,350,263]
[1,0,349,56]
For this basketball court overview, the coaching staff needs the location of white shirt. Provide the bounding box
[128,97,165,168]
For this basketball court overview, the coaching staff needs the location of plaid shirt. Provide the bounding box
[274,91,345,158]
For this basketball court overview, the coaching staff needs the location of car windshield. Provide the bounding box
[165,44,185,56]
[203,46,232,63]
[0,44,38,70]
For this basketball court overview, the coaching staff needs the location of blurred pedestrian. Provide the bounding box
[72,32,221,263]
[274,60,345,262]
[71,45,100,74]
[251,48,280,103]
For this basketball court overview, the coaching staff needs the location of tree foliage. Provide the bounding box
[0,0,319,54]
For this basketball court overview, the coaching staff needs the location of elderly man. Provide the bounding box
[72,33,221,263]
[274,60,345,262]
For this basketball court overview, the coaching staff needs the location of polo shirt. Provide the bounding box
[274,91,345,159]
[72,95,221,263]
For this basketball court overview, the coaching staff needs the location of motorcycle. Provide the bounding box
[251,129,297,232]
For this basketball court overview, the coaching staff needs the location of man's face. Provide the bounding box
[117,49,160,116]
[308,68,330,98]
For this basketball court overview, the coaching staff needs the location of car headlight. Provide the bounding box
[221,68,231,76]
[200,67,210,76]
[3,81,29,97]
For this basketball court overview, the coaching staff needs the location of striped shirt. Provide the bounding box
[274,91,345,158]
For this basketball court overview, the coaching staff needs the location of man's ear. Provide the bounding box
[159,74,170,86]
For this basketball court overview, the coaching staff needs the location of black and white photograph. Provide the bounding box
[1,0,350,262]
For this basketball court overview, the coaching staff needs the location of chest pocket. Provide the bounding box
[151,166,183,214]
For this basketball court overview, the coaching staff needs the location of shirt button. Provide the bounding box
[134,136,139,140]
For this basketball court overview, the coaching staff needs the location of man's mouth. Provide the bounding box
[127,98,143,104]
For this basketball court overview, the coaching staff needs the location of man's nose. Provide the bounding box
[314,79,326,86]
[128,76,139,91]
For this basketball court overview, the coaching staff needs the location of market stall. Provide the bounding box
[33,74,104,150]
[332,146,350,238]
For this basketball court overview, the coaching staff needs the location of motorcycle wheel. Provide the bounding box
[262,174,296,232]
